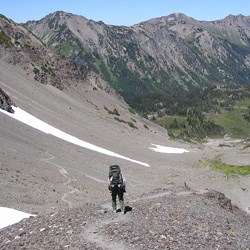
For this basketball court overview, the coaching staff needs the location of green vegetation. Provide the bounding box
[243,105,250,122]
[24,18,250,140]
[98,60,113,83]
[156,109,224,140]
[0,31,13,47]
[48,17,59,29]
[212,98,250,138]
[114,117,126,123]
[52,25,89,62]
[57,40,73,55]
[41,64,55,75]
[213,160,250,178]
[114,117,138,129]
[104,106,120,116]
[104,106,137,129]
[33,18,250,136]
[41,66,48,72]
[128,107,136,114]
[23,42,30,49]
[127,121,137,129]
[153,86,250,140]
[197,157,250,178]
[229,231,237,238]
[33,67,40,74]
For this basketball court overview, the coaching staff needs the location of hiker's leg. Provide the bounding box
[112,200,116,211]
[118,187,125,213]
[120,200,125,213]
[111,187,118,211]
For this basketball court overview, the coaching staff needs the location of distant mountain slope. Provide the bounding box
[0,13,121,100]
[24,12,250,103]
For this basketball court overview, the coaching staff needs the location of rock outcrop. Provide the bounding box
[0,88,15,113]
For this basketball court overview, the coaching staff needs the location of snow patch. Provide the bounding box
[0,106,149,167]
[149,144,189,154]
[0,207,34,229]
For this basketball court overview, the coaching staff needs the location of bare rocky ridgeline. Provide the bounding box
[0,187,249,249]
[24,11,250,91]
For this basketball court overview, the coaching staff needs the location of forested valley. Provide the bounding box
[129,84,250,140]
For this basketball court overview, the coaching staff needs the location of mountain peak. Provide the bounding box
[138,12,194,26]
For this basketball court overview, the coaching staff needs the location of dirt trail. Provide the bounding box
[82,188,209,250]
[82,216,129,250]
[41,151,108,208]
[41,152,81,208]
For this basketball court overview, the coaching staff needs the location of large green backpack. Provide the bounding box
[109,165,123,186]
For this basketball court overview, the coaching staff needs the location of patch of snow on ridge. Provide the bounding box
[0,106,149,167]
[0,207,34,229]
[150,144,189,154]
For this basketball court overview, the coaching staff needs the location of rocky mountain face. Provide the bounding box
[0,14,119,98]
[24,12,250,104]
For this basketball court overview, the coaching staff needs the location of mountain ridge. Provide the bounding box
[24,11,250,112]
[0,13,125,102]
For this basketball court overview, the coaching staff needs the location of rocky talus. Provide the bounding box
[0,87,15,113]
[0,187,249,249]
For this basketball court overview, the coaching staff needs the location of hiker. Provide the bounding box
[108,165,126,214]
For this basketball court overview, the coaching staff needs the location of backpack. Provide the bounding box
[109,165,123,186]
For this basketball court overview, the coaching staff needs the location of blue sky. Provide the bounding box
[1,0,250,26]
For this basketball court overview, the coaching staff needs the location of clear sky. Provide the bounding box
[1,0,250,26]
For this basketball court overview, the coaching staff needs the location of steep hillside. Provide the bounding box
[24,12,250,108]
[0,13,120,98]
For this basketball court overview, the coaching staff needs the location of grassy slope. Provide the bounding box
[154,98,250,140]
[197,157,250,178]
[212,98,250,139]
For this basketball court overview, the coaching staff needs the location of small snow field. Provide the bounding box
[0,207,34,229]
